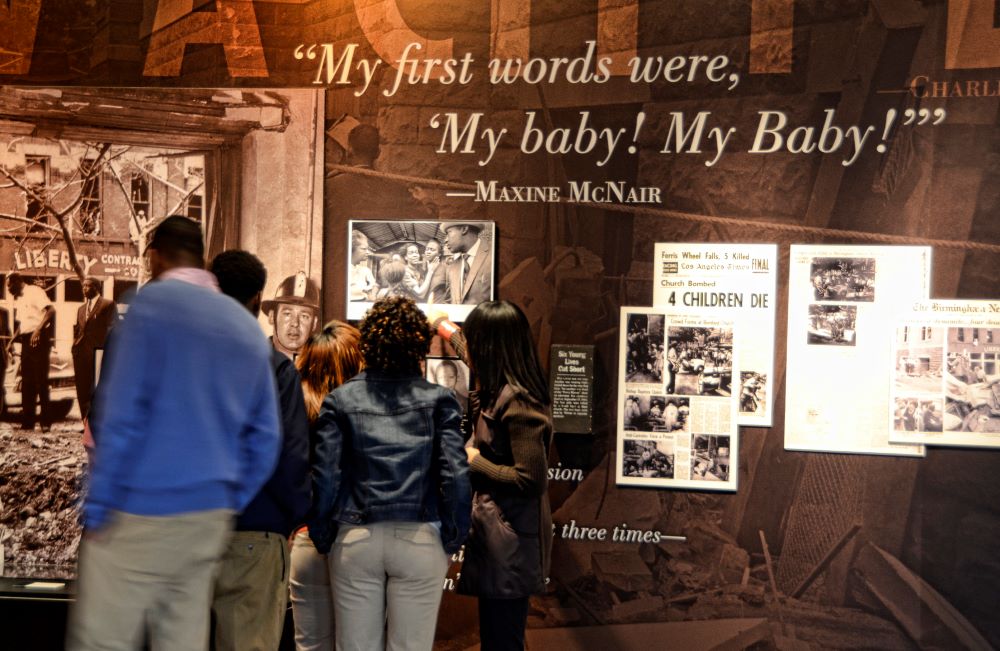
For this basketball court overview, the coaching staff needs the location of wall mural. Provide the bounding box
[2,2,999,649]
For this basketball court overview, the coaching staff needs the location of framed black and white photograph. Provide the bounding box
[691,435,731,482]
[622,395,690,433]
[622,439,675,480]
[668,326,733,396]
[809,257,877,302]
[807,304,857,346]
[347,220,495,322]
[624,312,665,383]
[425,356,470,416]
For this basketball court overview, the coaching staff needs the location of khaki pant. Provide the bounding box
[67,509,233,651]
[211,530,290,651]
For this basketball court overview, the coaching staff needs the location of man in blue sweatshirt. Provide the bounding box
[67,217,281,651]
[209,250,311,651]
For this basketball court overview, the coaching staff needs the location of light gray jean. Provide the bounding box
[290,529,334,651]
[329,521,448,651]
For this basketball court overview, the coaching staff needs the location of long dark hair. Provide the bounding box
[463,300,550,408]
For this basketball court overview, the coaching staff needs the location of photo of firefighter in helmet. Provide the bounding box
[262,271,320,359]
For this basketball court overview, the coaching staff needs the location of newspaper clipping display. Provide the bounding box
[889,300,1000,449]
[653,243,777,427]
[617,307,738,491]
[785,245,931,456]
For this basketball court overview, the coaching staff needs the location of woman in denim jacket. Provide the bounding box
[308,296,471,651]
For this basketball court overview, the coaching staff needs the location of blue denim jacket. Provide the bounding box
[307,370,472,554]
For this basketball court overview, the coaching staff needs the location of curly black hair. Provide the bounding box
[359,296,430,373]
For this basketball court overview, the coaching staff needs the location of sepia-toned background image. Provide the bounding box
[0,86,323,579]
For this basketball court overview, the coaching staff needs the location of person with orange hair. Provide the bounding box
[290,320,364,651]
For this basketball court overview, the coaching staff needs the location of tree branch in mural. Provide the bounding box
[0,144,206,278]
[0,142,112,283]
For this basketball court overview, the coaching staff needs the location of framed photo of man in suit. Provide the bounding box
[345,220,496,322]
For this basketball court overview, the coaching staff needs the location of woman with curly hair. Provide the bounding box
[431,300,553,651]
[307,296,471,650]
[289,321,364,651]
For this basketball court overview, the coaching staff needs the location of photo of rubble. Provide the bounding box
[0,86,323,579]
[942,327,1000,434]
[691,435,731,482]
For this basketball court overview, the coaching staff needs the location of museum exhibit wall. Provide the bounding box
[1,1,999,649]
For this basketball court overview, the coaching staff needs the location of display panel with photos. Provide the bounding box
[889,301,1000,448]
[347,220,495,322]
[652,243,777,427]
[784,245,930,456]
[616,307,739,491]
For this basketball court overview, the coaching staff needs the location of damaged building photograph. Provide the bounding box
[0,86,324,578]
[0,0,999,650]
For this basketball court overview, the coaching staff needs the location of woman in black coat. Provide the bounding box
[434,300,553,651]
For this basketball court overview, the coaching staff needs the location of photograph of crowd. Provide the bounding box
[667,326,733,396]
[347,220,494,320]
[739,372,767,415]
[807,305,857,346]
[624,313,665,383]
[622,439,674,479]
[893,398,944,433]
[809,257,877,301]
[622,395,690,432]
[691,435,730,482]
